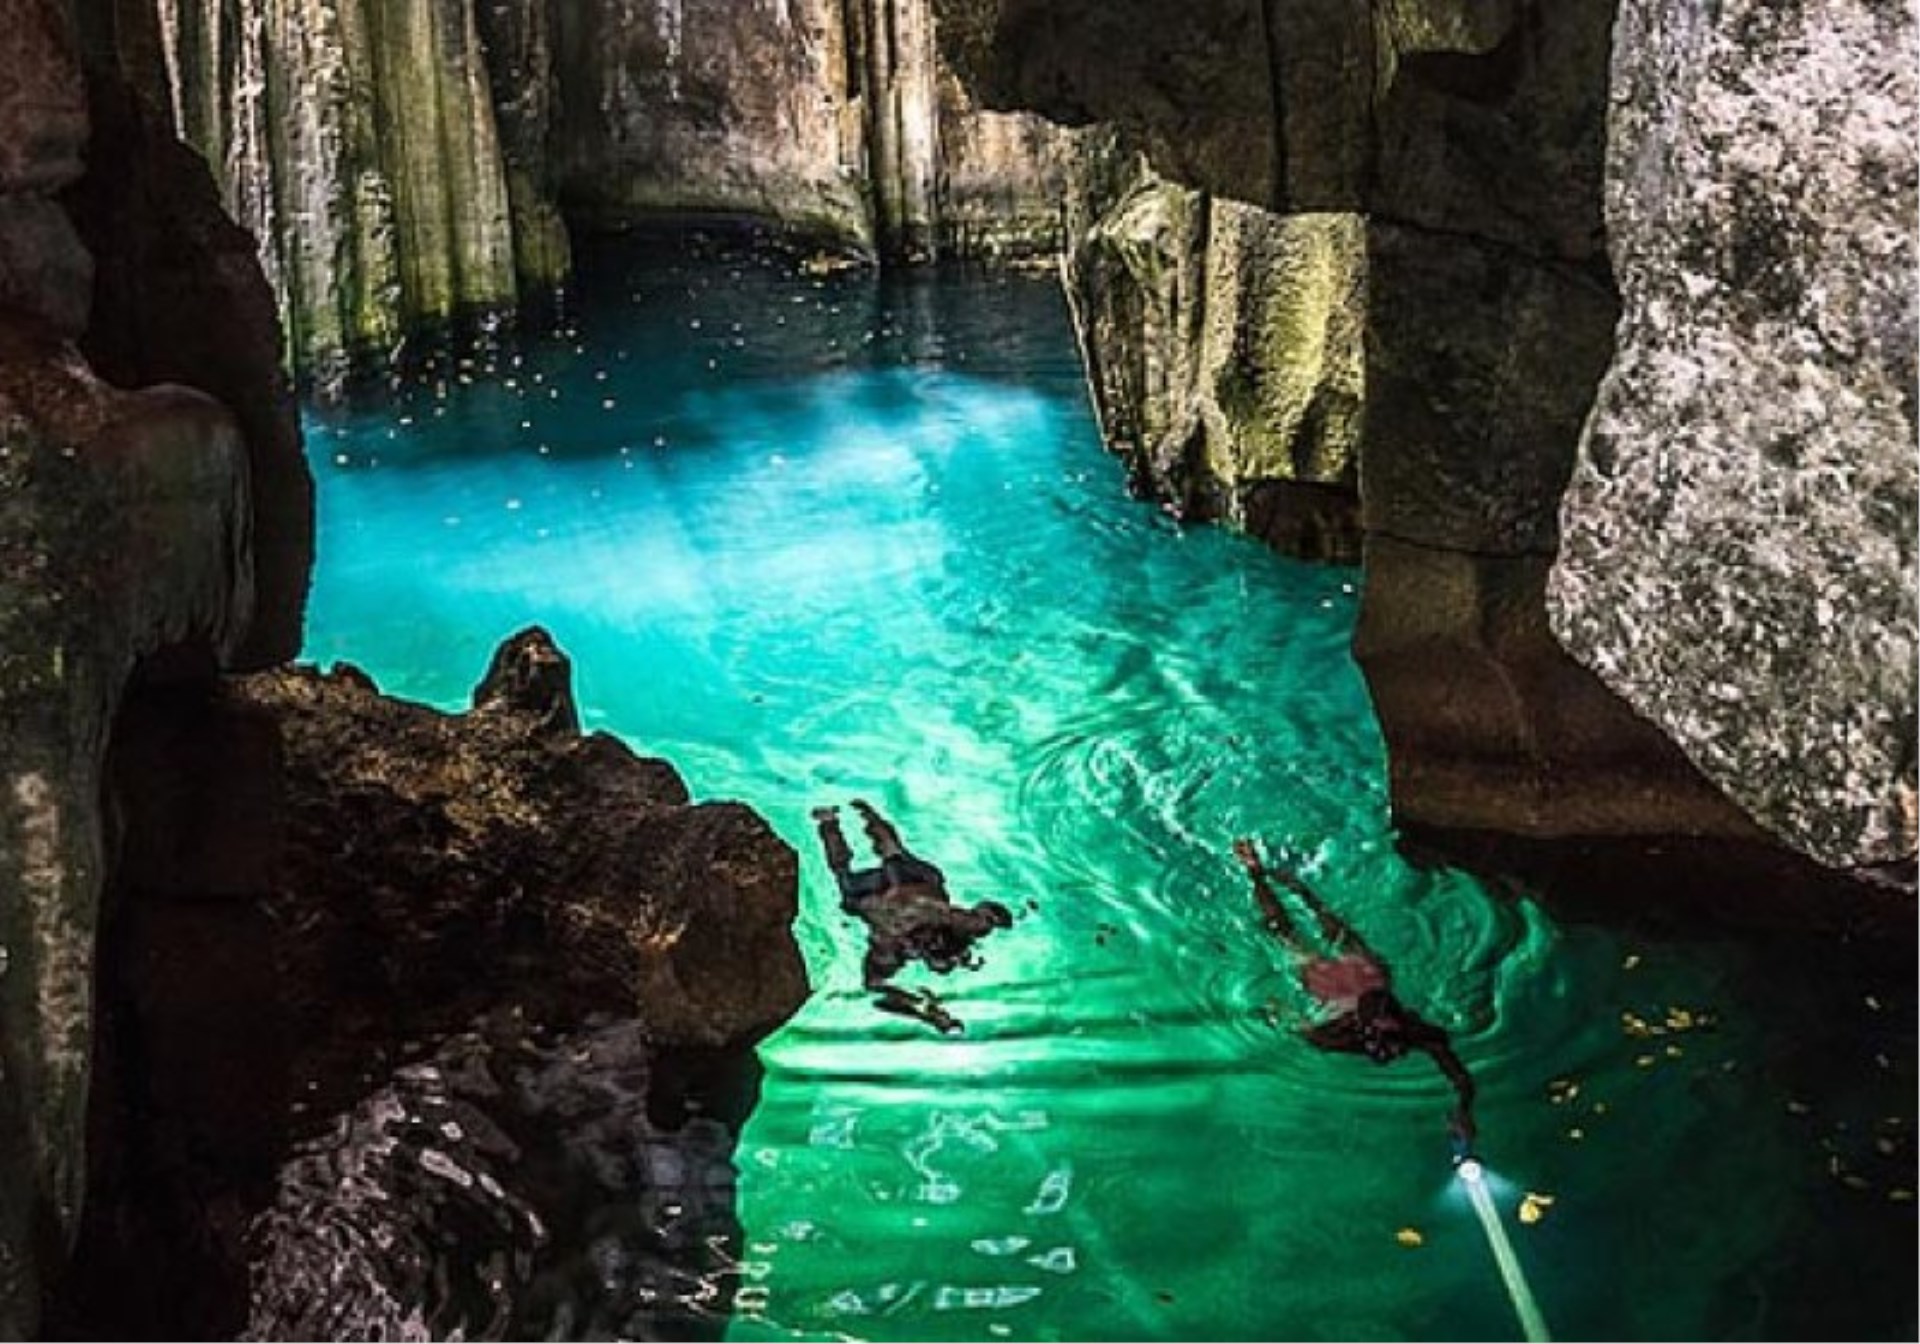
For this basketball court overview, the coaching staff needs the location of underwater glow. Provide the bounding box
[1461,1164,1552,1344]
[300,246,1917,1341]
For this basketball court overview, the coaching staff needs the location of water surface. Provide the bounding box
[303,243,1915,1341]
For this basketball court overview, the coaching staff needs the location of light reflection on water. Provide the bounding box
[299,243,1915,1342]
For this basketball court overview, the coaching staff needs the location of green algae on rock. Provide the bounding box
[1064,144,1365,560]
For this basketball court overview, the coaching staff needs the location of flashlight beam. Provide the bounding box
[1463,1171,1551,1343]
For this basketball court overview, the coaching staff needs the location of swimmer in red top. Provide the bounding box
[1233,838,1477,1151]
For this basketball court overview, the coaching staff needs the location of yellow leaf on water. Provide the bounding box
[1518,1201,1543,1225]
[1395,1228,1425,1248]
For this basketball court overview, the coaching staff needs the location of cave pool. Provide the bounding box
[301,242,1915,1342]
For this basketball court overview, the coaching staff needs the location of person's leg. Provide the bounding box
[815,805,855,880]
[1286,878,1374,959]
[852,798,908,859]
[883,853,948,889]
[818,805,885,911]
[872,983,962,1034]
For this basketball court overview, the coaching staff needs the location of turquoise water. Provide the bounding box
[303,244,1915,1341]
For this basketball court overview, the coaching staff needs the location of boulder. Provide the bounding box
[1548,0,1918,871]
[54,630,808,1336]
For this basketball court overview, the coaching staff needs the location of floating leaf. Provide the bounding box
[1395,1228,1424,1248]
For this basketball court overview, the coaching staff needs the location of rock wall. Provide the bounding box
[943,0,1917,882]
[944,0,1749,842]
[151,0,532,383]
[141,0,1071,373]
[0,1,299,1328]
[1547,0,1918,871]
[1063,138,1366,560]
[546,0,869,244]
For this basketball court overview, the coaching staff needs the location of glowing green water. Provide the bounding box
[304,245,1915,1341]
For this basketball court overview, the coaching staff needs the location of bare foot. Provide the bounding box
[811,804,840,823]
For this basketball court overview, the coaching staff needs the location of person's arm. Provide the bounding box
[1233,840,1301,946]
[1410,1017,1477,1147]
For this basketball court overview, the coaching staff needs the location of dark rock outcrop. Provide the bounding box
[57,629,807,1337]
[61,66,313,669]
[0,2,288,1328]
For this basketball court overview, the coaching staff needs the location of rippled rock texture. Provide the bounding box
[1547,0,1918,871]
[0,0,312,1329]
[141,0,1072,373]
[57,628,807,1337]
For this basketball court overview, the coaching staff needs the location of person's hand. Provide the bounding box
[811,804,840,823]
[1232,838,1263,873]
[1448,1107,1477,1150]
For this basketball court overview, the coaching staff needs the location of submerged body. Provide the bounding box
[814,800,1012,1032]
[1234,839,1477,1149]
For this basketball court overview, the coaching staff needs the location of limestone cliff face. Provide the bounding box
[547,0,869,243]
[944,0,1916,879]
[541,0,1070,260]
[1064,139,1365,560]
[144,0,1069,371]
[152,0,531,381]
[944,0,1744,843]
[1548,0,1918,870]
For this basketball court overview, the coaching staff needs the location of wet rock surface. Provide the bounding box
[0,6,287,1324]
[53,628,807,1338]
[0,316,256,1342]
[240,1016,759,1342]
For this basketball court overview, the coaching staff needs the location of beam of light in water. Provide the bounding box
[1458,1161,1551,1344]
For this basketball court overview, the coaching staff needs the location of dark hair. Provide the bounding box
[919,925,970,970]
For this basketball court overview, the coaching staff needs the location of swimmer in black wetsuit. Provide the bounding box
[813,799,1013,1034]
[1234,838,1478,1152]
